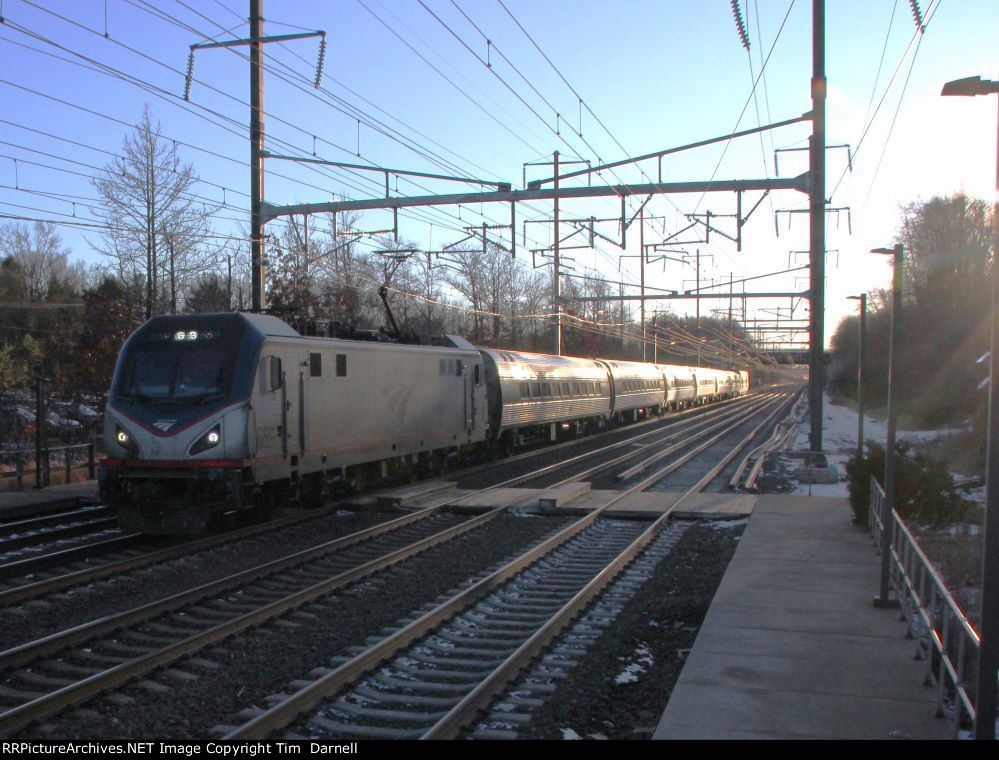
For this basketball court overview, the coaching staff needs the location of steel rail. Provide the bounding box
[615,392,780,481]
[516,393,774,490]
[223,392,790,739]
[0,507,506,737]
[2,389,762,604]
[0,395,742,733]
[0,517,120,554]
[0,506,114,536]
[0,501,397,605]
[731,386,805,490]
[422,392,795,738]
[0,533,142,583]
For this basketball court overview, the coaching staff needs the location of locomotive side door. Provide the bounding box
[463,361,472,431]
[472,360,485,436]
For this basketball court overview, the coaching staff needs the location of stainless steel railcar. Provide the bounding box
[479,348,612,450]
[601,359,668,422]
[660,364,698,409]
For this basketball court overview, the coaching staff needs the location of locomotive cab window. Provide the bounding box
[268,356,282,391]
[336,353,347,377]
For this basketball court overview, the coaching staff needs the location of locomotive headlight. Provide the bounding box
[189,425,222,456]
[114,425,139,456]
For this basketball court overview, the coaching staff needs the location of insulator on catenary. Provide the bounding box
[314,36,327,88]
[184,51,195,101]
[909,0,925,33]
[730,0,750,51]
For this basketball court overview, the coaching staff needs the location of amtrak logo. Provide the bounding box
[381,384,415,424]
[153,419,177,432]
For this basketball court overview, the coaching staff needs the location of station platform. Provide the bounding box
[0,480,99,520]
[654,494,949,740]
[362,479,757,520]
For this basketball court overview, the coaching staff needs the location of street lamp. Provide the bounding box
[942,73,999,741]
[847,293,867,463]
[871,244,903,610]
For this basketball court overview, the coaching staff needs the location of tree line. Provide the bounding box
[1,105,760,415]
[828,193,995,437]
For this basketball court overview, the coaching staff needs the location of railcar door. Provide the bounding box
[298,369,306,454]
[462,360,473,431]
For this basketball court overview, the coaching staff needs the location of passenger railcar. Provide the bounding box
[479,349,612,449]
[100,313,751,534]
[601,359,667,422]
[660,364,697,409]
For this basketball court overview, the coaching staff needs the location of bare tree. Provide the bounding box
[91,105,215,317]
[0,221,79,302]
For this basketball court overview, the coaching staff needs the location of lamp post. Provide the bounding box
[847,294,867,462]
[871,244,903,609]
[942,73,999,741]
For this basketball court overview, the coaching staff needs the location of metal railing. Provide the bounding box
[869,476,982,737]
[0,442,97,490]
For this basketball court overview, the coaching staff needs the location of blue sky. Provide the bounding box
[0,0,996,347]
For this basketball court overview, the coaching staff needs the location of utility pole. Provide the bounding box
[166,232,176,314]
[552,151,561,355]
[33,363,46,489]
[640,207,646,362]
[250,0,266,313]
[186,2,324,313]
[145,216,154,320]
[696,248,701,367]
[808,0,827,451]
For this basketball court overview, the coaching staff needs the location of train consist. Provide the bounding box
[100,313,749,534]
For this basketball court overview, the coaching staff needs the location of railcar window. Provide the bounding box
[336,354,347,377]
[474,364,481,384]
[562,382,569,395]
[310,353,322,378]
[542,382,551,397]
[456,361,463,376]
[572,382,580,395]
[532,383,541,398]
[520,382,529,398]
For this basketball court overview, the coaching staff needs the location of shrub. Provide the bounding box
[846,441,978,527]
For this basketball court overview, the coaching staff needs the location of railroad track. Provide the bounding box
[0,389,770,610]
[0,389,795,738]
[0,507,122,559]
[218,390,795,740]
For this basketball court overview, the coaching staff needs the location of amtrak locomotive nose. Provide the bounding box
[100,312,264,533]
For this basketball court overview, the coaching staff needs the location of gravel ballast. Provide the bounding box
[513,520,744,740]
[19,513,569,739]
[1,509,395,650]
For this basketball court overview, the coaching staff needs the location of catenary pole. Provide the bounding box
[809,0,827,452]
[250,0,266,312]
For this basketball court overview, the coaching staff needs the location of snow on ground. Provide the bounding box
[613,642,654,685]
[788,394,969,498]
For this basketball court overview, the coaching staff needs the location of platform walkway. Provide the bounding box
[0,480,98,519]
[655,494,950,740]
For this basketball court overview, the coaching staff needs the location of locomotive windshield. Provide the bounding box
[118,347,228,403]
[113,316,247,405]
